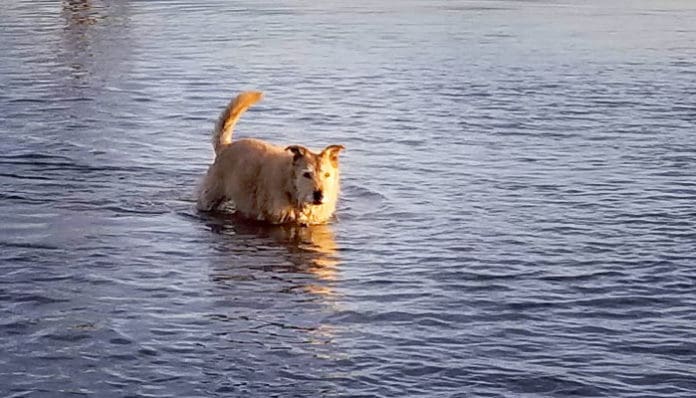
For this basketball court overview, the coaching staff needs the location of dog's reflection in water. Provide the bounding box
[207,213,340,297]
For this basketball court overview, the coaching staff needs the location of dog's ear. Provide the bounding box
[285,145,309,162]
[321,144,345,166]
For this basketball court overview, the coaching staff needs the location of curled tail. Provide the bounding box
[213,91,263,154]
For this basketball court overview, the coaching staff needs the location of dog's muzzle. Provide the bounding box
[312,190,324,205]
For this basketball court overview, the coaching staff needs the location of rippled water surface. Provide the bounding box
[2,0,696,396]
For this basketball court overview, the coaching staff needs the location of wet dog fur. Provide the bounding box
[197,91,345,225]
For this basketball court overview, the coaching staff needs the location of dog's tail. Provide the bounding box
[213,91,264,154]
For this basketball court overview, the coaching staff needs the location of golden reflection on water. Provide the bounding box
[208,216,341,299]
[276,224,339,279]
[205,217,344,356]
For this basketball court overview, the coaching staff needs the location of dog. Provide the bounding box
[197,91,345,225]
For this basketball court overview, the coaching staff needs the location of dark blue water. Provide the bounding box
[1,0,696,396]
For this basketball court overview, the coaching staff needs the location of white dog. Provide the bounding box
[197,91,345,225]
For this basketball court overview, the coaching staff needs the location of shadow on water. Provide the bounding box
[62,0,103,26]
[60,0,105,81]
[58,0,133,85]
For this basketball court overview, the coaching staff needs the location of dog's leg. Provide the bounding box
[197,174,226,212]
[197,187,225,211]
[197,190,225,212]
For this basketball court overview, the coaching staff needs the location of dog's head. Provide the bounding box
[286,144,345,207]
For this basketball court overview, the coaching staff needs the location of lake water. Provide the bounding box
[1,0,696,396]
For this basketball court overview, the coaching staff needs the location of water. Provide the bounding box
[1,0,696,396]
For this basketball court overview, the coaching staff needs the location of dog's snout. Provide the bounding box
[313,190,324,204]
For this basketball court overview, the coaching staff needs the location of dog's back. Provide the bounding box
[213,138,295,219]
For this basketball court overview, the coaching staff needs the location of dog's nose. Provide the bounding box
[313,190,324,204]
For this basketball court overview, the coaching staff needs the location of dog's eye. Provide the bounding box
[303,172,312,179]
[324,172,331,178]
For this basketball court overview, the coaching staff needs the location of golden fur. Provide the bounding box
[197,91,345,225]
